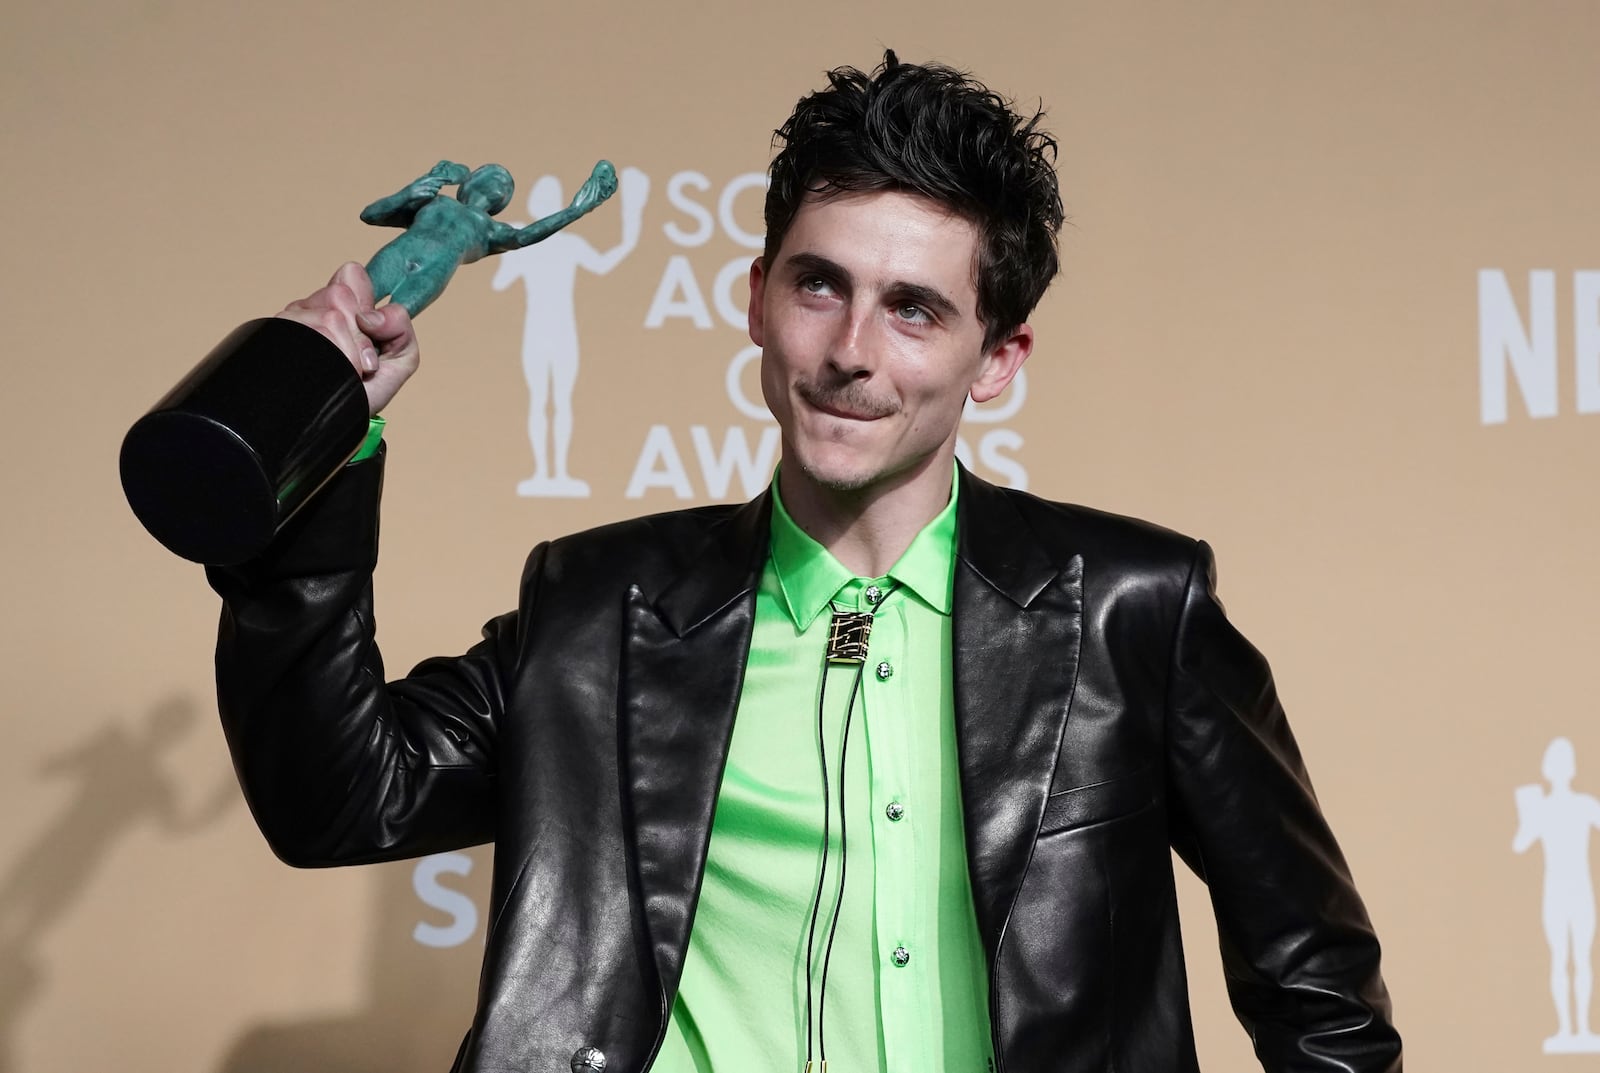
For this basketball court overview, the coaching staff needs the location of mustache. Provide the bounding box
[795,376,900,419]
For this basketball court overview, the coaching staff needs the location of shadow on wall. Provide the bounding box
[214,848,490,1073]
[0,695,235,1073]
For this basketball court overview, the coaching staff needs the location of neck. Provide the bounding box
[777,455,955,577]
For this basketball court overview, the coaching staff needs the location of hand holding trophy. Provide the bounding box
[120,159,619,564]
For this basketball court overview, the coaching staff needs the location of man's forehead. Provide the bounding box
[779,189,981,301]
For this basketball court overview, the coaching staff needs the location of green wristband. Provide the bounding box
[349,415,386,463]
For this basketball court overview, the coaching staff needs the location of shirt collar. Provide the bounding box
[768,468,959,630]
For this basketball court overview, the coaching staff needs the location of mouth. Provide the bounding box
[813,400,883,421]
[797,382,897,423]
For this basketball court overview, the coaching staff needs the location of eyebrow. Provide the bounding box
[784,252,963,322]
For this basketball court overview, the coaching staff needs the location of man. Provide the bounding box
[215,53,1402,1073]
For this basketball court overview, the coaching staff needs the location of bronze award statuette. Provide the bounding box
[120,159,619,564]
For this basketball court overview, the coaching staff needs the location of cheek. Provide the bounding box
[906,375,976,435]
[770,312,823,358]
[758,349,787,415]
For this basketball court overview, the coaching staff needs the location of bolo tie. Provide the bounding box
[802,582,898,1073]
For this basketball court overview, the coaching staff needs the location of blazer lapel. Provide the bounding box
[619,493,769,1005]
[953,469,1084,956]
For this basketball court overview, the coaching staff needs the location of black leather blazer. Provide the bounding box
[209,454,1400,1073]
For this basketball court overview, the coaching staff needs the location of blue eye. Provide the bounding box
[897,303,930,323]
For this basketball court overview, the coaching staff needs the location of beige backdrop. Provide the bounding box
[4,1,1597,1069]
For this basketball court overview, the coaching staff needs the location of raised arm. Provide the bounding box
[486,160,619,254]
[207,449,513,866]
[1512,784,1546,853]
[201,268,504,867]
[578,166,650,274]
[360,160,471,228]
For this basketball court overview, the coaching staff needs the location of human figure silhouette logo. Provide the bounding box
[493,166,650,498]
[1515,737,1600,1053]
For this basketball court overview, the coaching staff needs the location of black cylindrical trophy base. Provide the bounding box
[120,318,368,565]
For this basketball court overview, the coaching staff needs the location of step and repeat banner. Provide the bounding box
[3,1,1597,1069]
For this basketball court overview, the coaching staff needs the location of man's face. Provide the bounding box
[749,189,1030,496]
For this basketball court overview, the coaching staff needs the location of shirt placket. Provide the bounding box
[858,581,917,1070]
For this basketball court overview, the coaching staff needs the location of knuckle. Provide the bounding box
[313,309,349,335]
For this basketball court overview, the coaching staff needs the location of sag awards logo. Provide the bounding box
[1515,737,1600,1054]
[1478,269,1600,424]
[495,166,1030,500]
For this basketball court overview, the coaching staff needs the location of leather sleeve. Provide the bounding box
[1164,541,1402,1073]
[206,449,513,867]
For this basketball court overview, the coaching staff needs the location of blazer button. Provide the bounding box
[571,1046,607,1072]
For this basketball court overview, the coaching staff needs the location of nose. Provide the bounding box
[826,305,876,380]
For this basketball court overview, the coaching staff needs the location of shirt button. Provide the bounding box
[891,945,911,967]
[864,584,885,605]
[571,1046,607,1072]
[885,801,906,822]
[875,660,893,681]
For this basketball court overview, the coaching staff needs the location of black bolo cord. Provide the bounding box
[815,663,866,1066]
[802,582,898,1072]
[802,659,837,1071]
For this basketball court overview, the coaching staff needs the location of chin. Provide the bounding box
[800,444,933,496]
[789,446,884,494]
[802,465,881,494]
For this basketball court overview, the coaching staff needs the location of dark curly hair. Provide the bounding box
[764,50,1064,352]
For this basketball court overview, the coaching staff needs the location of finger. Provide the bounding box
[286,276,345,313]
[300,269,377,373]
[332,261,377,311]
[358,302,413,351]
[320,274,364,327]
[363,306,421,409]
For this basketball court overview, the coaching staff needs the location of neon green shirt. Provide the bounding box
[653,473,992,1073]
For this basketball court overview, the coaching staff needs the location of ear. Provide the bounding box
[970,323,1033,404]
[747,257,767,347]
